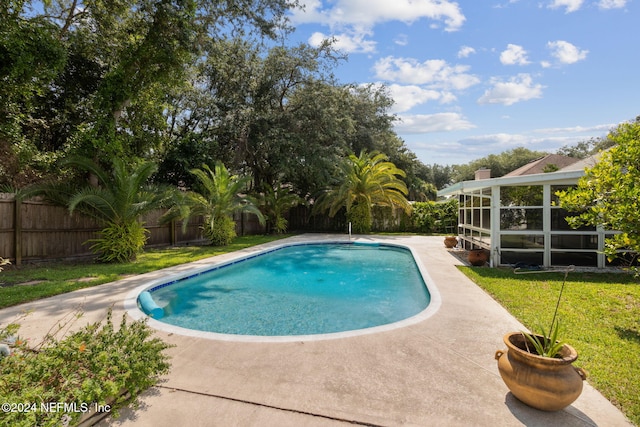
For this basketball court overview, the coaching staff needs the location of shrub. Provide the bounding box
[273,216,288,234]
[412,199,458,233]
[0,308,173,426]
[412,202,437,232]
[89,221,149,263]
[204,216,237,246]
[347,202,372,234]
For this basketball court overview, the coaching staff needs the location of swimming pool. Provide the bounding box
[126,240,440,342]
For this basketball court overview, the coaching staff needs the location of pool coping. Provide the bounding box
[124,239,442,342]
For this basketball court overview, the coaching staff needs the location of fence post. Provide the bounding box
[14,196,22,266]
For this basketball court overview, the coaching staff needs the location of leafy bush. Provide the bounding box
[204,216,237,246]
[273,216,289,234]
[412,202,437,232]
[89,221,149,263]
[347,202,372,234]
[0,308,172,426]
[412,199,458,233]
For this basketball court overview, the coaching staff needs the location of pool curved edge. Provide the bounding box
[124,239,442,343]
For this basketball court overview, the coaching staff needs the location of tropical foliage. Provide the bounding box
[164,162,264,246]
[314,151,412,233]
[557,120,640,267]
[71,157,169,262]
[259,184,303,234]
[412,198,459,234]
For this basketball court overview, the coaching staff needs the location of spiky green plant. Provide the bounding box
[259,183,302,234]
[314,151,412,233]
[521,320,566,358]
[164,162,265,245]
[64,157,169,262]
[517,266,573,358]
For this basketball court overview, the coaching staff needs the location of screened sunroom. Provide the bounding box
[437,158,620,269]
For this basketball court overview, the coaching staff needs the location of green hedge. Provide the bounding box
[411,199,458,234]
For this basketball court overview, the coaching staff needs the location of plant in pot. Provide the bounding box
[494,265,587,411]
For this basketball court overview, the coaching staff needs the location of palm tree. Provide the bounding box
[65,157,168,262]
[166,162,265,245]
[259,183,303,234]
[314,151,412,233]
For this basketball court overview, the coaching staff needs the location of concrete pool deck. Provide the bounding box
[0,234,633,426]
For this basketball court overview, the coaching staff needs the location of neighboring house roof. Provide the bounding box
[504,154,580,177]
[558,149,609,172]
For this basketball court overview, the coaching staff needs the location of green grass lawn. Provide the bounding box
[0,234,291,309]
[459,266,640,426]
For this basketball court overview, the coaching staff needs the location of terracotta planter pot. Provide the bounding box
[467,249,488,266]
[443,236,458,248]
[495,332,586,411]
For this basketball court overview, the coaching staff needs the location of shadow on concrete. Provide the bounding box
[504,392,597,426]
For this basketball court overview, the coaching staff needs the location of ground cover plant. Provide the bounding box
[0,235,290,309]
[0,308,172,426]
[459,266,640,425]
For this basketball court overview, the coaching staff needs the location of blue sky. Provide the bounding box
[286,0,638,165]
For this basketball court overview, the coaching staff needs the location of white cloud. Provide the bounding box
[385,84,454,113]
[478,73,544,106]
[459,133,530,147]
[373,56,480,90]
[394,113,475,134]
[548,0,584,13]
[547,40,588,64]
[409,129,604,165]
[457,46,476,58]
[493,0,521,8]
[308,31,376,54]
[291,0,466,32]
[500,44,530,65]
[533,123,615,133]
[598,0,628,9]
[458,134,587,156]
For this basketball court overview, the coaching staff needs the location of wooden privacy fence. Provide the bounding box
[0,193,263,265]
[0,193,412,264]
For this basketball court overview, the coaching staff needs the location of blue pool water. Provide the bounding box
[142,243,430,336]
